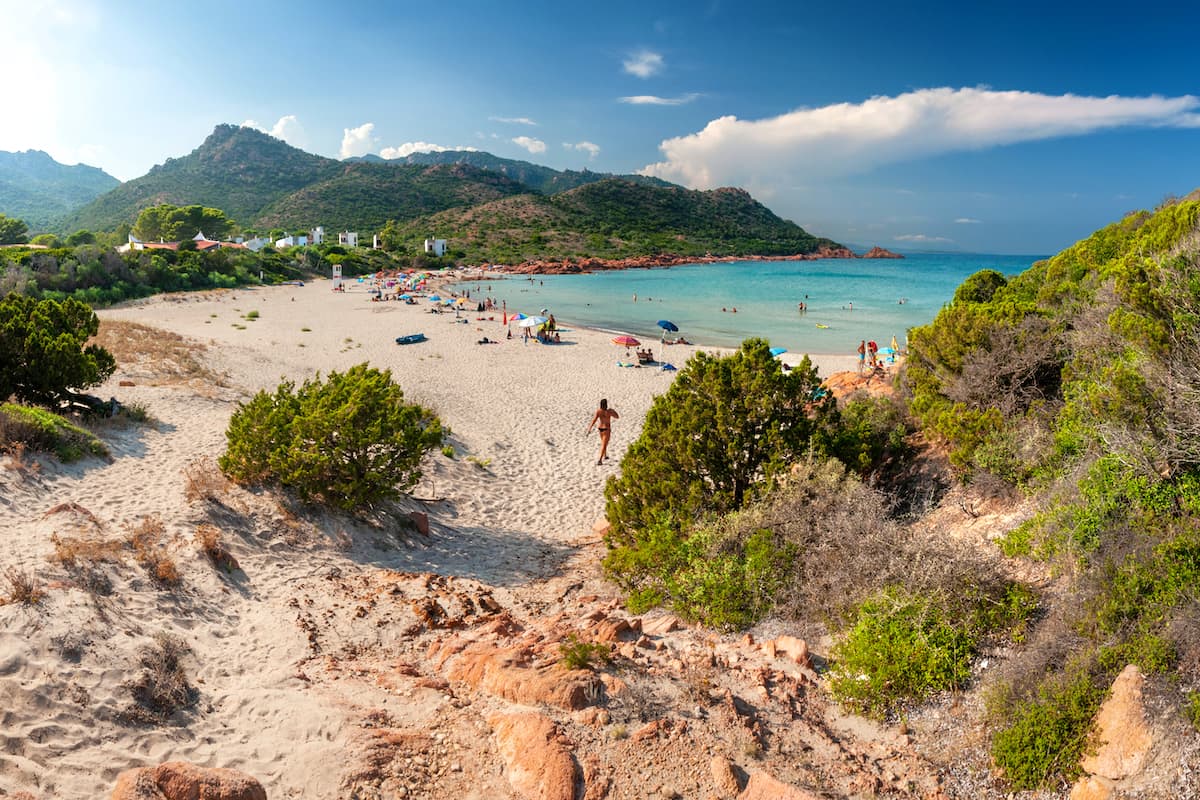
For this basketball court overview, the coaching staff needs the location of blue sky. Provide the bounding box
[3,0,1198,253]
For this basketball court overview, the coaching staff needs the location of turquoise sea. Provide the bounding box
[460,252,1045,356]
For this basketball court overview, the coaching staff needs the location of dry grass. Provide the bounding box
[3,566,46,606]
[121,633,198,724]
[182,456,229,503]
[93,320,228,391]
[194,524,238,572]
[3,441,40,476]
[125,516,180,586]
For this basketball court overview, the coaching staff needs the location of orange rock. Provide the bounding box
[444,642,600,709]
[736,771,821,800]
[489,712,579,800]
[1080,664,1152,780]
[710,755,742,797]
[772,636,811,669]
[111,762,267,800]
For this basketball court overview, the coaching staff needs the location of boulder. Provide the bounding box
[489,712,579,800]
[409,511,430,536]
[771,636,811,669]
[444,642,600,709]
[1080,664,1152,780]
[736,772,820,800]
[1069,775,1113,800]
[111,762,267,800]
[709,755,741,797]
[640,615,680,635]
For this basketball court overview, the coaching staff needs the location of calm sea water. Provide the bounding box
[455,253,1044,355]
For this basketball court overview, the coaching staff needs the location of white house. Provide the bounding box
[424,238,447,257]
[242,236,271,252]
[275,233,308,248]
[339,231,358,247]
[372,234,383,250]
[310,226,325,245]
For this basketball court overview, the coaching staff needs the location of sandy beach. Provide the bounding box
[0,279,865,799]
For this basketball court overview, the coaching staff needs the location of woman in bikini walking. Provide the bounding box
[587,398,620,465]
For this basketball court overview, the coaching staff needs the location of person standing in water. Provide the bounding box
[587,399,620,465]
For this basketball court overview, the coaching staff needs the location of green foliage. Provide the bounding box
[989,670,1104,790]
[0,293,115,406]
[604,338,833,544]
[218,364,444,510]
[558,634,611,671]
[830,583,1034,719]
[30,233,63,248]
[0,149,118,231]
[0,213,29,245]
[824,394,912,475]
[132,203,235,242]
[953,268,1008,304]
[441,444,455,458]
[0,402,108,461]
[1185,690,1200,731]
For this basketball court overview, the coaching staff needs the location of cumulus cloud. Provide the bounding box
[565,141,601,159]
[954,217,982,224]
[339,122,378,158]
[512,136,547,154]
[379,141,478,159]
[623,50,664,78]
[241,115,304,145]
[640,87,1200,189]
[619,93,700,106]
[896,234,953,243]
[490,116,538,126]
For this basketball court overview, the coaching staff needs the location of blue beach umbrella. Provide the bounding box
[428,295,442,303]
[399,293,412,300]
[769,346,788,357]
[656,320,679,332]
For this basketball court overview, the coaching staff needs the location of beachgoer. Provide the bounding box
[506,328,512,339]
[867,340,878,367]
[633,294,637,302]
[587,399,620,465]
[857,340,866,373]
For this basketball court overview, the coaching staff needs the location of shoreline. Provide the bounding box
[486,245,904,276]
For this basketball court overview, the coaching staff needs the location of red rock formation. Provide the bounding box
[111,762,266,800]
[489,712,579,800]
[737,771,822,799]
[861,246,904,259]
[498,245,898,275]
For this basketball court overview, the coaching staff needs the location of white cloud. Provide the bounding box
[619,93,700,106]
[896,234,954,243]
[954,217,982,224]
[512,136,547,154]
[379,141,479,159]
[565,141,601,159]
[241,115,304,146]
[623,50,664,78]
[640,87,1200,189]
[490,116,538,126]
[339,122,378,158]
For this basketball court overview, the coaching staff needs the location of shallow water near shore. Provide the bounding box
[457,252,1044,355]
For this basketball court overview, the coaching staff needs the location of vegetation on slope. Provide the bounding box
[0,149,119,231]
[62,125,343,233]
[386,179,842,262]
[254,162,530,233]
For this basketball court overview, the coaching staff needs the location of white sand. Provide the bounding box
[0,279,856,799]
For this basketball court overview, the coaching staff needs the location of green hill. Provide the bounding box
[62,125,344,232]
[253,162,531,233]
[0,150,119,232]
[386,178,842,262]
[351,149,671,194]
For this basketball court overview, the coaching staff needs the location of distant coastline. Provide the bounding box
[497,245,903,275]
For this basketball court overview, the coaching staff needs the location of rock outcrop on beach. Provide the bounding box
[110,762,267,800]
[501,244,899,275]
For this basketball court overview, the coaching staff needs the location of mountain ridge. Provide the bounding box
[0,150,120,231]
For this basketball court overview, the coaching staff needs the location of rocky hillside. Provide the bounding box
[388,180,842,263]
[0,149,119,231]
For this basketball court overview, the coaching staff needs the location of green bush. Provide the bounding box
[829,588,975,719]
[1185,690,1200,731]
[0,293,115,406]
[558,634,611,671]
[219,364,444,510]
[0,403,108,461]
[989,670,1103,790]
[604,338,833,556]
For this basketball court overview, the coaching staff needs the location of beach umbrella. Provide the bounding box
[509,312,528,322]
[519,315,548,327]
[399,293,412,300]
[455,297,470,305]
[612,335,640,347]
[656,320,679,332]
[769,346,788,357]
[428,295,442,303]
